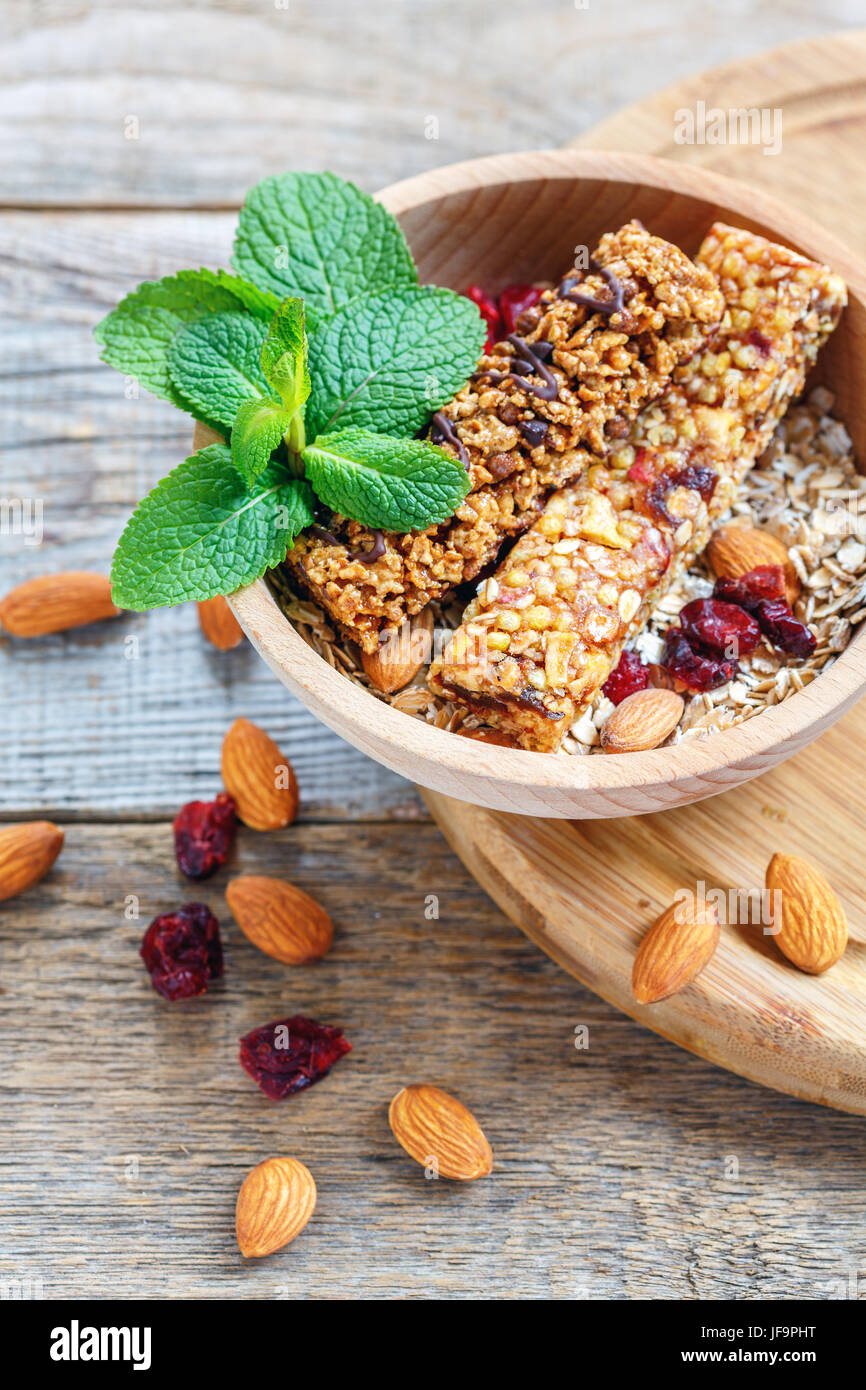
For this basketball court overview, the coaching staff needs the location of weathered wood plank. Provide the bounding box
[1,822,863,1300]
[0,212,417,818]
[0,4,856,207]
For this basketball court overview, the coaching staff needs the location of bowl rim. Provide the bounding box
[227,148,866,796]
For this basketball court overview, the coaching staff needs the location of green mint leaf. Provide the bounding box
[305,286,485,439]
[93,268,279,409]
[166,312,270,431]
[302,427,470,532]
[231,397,293,486]
[231,171,417,323]
[261,298,310,415]
[111,444,315,610]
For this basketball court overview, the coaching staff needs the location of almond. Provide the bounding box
[221,719,298,830]
[226,874,333,963]
[766,852,847,974]
[361,609,434,693]
[707,525,799,604]
[0,821,64,902]
[0,573,119,637]
[236,1156,316,1258]
[389,1084,493,1180]
[197,596,244,650]
[632,898,720,1004]
[601,688,684,754]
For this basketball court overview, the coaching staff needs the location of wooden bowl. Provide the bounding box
[220,149,866,818]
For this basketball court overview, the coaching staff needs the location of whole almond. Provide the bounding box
[0,573,119,637]
[766,852,847,974]
[0,821,64,902]
[226,874,333,964]
[632,899,720,1003]
[236,1156,316,1258]
[707,525,799,604]
[601,688,684,754]
[197,596,244,650]
[361,609,434,694]
[221,719,298,830]
[389,1084,493,1180]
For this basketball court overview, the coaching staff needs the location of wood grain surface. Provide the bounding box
[3,822,865,1300]
[2,9,866,1302]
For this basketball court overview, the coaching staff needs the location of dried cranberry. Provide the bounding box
[669,465,718,503]
[747,329,772,357]
[679,598,761,658]
[647,464,718,525]
[754,599,817,658]
[713,564,787,611]
[627,447,654,486]
[239,1015,352,1100]
[140,903,223,1001]
[603,650,650,704]
[499,283,543,336]
[463,285,502,350]
[662,629,737,692]
[173,793,237,879]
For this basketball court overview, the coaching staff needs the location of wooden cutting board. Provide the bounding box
[425,30,866,1116]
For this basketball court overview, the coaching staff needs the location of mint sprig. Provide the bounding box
[231,171,417,323]
[111,445,315,609]
[94,269,279,411]
[99,170,485,611]
[305,286,486,439]
[167,313,270,431]
[303,429,470,532]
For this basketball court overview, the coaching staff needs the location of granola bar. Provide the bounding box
[428,224,847,751]
[282,222,724,653]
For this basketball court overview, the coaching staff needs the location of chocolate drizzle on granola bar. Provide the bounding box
[430,411,470,470]
[559,260,626,318]
[472,333,560,402]
[309,523,386,565]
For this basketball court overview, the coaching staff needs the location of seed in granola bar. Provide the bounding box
[662,629,737,692]
[678,599,761,657]
[602,650,650,704]
[463,284,502,349]
[753,598,817,658]
[140,902,223,1001]
[499,283,543,336]
[713,564,787,611]
[173,793,237,880]
[239,1015,352,1101]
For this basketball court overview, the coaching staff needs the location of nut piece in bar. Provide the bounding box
[282,221,724,653]
[429,223,846,751]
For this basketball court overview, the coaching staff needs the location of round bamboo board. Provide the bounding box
[425,30,866,1115]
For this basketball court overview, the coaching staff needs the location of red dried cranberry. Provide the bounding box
[499,283,543,336]
[679,598,761,658]
[647,464,719,525]
[603,650,650,704]
[754,599,817,658]
[713,564,787,611]
[239,1015,352,1100]
[627,447,654,486]
[662,629,737,692]
[463,285,502,350]
[669,465,718,503]
[747,328,772,357]
[140,903,223,1001]
[173,793,237,879]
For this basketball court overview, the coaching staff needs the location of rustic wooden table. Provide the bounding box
[2,3,865,1301]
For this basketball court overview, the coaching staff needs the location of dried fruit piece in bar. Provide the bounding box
[429,223,846,750]
[282,222,724,653]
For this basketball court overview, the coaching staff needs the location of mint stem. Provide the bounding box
[284,411,307,478]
